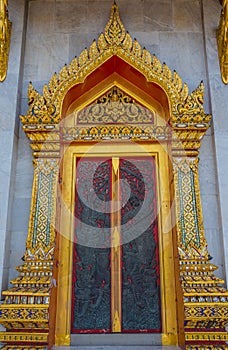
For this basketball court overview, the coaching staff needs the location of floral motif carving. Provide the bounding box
[25,158,59,260]
[173,158,208,260]
[174,82,211,127]
[104,1,125,45]
[76,87,154,124]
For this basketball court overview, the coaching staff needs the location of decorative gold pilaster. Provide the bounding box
[173,155,228,347]
[24,158,59,260]
[171,76,228,346]
[0,126,60,346]
[217,0,228,84]
[0,0,11,82]
[173,158,208,260]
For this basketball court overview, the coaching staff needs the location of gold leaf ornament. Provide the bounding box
[104,2,125,45]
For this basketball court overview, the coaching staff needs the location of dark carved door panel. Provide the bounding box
[71,157,161,333]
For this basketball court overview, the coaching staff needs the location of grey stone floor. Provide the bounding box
[52,347,181,349]
[52,334,181,349]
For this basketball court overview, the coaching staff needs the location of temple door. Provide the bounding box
[71,156,161,334]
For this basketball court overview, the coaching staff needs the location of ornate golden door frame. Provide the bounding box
[53,64,183,344]
[0,3,227,350]
[56,142,179,345]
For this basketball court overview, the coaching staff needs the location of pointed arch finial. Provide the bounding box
[104,0,125,45]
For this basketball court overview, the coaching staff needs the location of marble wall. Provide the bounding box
[2,0,227,291]
[203,0,228,283]
[0,0,27,293]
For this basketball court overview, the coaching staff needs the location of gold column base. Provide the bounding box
[180,259,228,347]
[0,332,48,344]
[186,346,228,350]
[0,259,52,347]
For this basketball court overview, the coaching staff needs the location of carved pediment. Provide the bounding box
[75,87,154,125]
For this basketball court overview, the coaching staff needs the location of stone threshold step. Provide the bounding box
[52,347,181,350]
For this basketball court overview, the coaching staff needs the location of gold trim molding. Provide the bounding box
[217,0,228,84]
[0,0,11,82]
[0,2,228,349]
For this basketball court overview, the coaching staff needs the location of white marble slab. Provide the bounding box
[0,0,27,294]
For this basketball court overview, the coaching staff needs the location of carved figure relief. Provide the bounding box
[76,87,155,124]
[72,157,160,333]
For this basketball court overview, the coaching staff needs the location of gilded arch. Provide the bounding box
[0,3,227,349]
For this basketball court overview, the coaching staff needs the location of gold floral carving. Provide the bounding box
[174,82,211,127]
[0,0,11,82]
[24,158,59,260]
[173,158,208,260]
[62,125,170,142]
[76,87,154,124]
[217,0,228,84]
[104,2,125,45]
